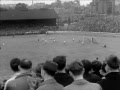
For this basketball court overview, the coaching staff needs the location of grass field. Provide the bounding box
[0,31,120,80]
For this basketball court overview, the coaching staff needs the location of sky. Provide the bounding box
[0,0,92,6]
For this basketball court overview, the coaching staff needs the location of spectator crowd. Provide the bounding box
[0,21,58,36]
[0,54,120,90]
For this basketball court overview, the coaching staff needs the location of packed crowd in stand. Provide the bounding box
[0,22,57,36]
[0,54,120,90]
[75,15,120,33]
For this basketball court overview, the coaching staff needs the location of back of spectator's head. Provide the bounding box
[81,59,92,74]
[10,58,21,72]
[20,59,32,70]
[92,60,102,72]
[69,61,84,77]
[43,61,58,76]
[53,56,66,71]
[106,55,120,70]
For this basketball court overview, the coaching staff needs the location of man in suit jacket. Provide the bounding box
[5,59,36,90]
[98,55,120,90]
[37,60,63,90]
[64,61,102,90]
[4,58,21,90]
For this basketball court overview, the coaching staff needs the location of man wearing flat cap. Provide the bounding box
[37,61,63,90]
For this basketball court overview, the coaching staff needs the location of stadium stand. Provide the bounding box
[0,9,59,36]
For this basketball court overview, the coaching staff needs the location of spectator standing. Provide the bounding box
[4,58,21,90]
[53,56,73,87]
[92,60,103,78]
[64,61,102,90]
[37,61,63,90]
[98,55,120,90]
[82,59,101,83]
[5,59,36,90]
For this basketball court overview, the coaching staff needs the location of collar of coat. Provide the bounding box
[15,71,32,79]
[72,79,89,85]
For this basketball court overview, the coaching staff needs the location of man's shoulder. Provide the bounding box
[6,74,33,87]
[89,82,101,87]
[64,82,101,90]
[37,84,48,90]
[37,84,63,90]
[88,82,102,90]
[6,80,16,87]
[6,77,28,88]
[64,84,74,90]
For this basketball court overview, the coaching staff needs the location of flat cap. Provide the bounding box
[43,61,58,72]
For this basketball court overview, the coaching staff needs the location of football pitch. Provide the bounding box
[0,32,120,79]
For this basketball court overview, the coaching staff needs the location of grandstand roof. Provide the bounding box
[0,9,59,20]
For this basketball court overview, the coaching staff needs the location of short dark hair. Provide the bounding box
[10,58,21,72]
[81,59,92,74]
[20,59,32,70]
[69,61,84,76]
[106,55,120,69]
[43,61,58,76]
[92,60,102,72]
[53,56,66,71]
